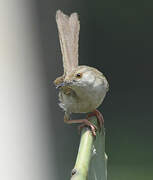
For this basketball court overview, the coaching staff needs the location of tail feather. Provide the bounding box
[56,10,80,75]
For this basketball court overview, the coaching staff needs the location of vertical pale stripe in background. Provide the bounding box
[0,0,56,180]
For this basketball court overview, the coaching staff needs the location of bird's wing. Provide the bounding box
[56,10,80,75]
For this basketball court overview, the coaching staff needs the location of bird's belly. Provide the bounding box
[59,90,105,113]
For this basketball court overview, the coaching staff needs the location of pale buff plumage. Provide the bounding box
[56,10,79,75]
[54,10,109,135]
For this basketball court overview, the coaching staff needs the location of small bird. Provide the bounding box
[54,10,109,136]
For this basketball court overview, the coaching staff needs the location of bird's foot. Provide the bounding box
[78,120,97,136]
[64,115,97,136]
[87,109,104,130]
[78,110,104,136]
[64,111,104,136]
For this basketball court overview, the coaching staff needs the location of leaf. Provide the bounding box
[88,127,107,180]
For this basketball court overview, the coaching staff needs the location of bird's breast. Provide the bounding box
[58,83,107,113]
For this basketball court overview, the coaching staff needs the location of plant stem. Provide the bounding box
[70,116,107,180]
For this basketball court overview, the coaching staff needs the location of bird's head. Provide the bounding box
[56,66,109,92]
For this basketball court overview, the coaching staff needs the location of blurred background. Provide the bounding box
[0,0,153,180]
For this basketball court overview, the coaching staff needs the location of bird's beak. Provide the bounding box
[56,81,72,89]
[56,82,65,89]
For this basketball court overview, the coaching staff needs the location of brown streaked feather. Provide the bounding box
[61,87,73,95]
[56,10,80,75]
[54,76,64,85]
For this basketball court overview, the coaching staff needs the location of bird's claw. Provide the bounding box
[78,121,97,136]
[87,109,104,130]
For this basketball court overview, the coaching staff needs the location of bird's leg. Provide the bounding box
[64,114,97,136]
[78,110,104,135]
[87,109,104,129]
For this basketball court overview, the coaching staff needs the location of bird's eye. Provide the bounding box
[76,73,82,78]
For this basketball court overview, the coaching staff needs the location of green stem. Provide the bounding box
[70,116,99,180]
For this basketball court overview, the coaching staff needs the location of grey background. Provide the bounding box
[36,0,153,179]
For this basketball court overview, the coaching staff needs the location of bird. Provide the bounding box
[54,10,109,136]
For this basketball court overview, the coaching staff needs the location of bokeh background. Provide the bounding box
[1,0,153,180]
